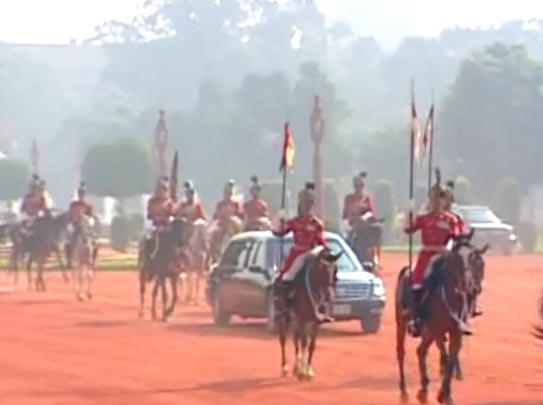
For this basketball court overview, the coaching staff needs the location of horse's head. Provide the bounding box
[316,248,343,287]
[466,243,488,294]
[447,231,478,293]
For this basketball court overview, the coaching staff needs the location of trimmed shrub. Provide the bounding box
[110,215,131,252]
[128,214,145,241]
[516,221,537,253]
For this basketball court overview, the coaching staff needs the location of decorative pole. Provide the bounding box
[30,138,40,176]
[310,95,325,218]
[154,109,169,177]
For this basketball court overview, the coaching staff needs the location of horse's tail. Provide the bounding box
[397,266,410,284]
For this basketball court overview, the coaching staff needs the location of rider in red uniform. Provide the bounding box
[213,180,243,222]
[177,181,206,224]
[443,181,468,235]
[243,176,270,230]
[66,182,97,268]
[273,183,330,321]
[21,176,48,220]
[147,177,175,229]
[342,172,375,225]
[404,181,462,337]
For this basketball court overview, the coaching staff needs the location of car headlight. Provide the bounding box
[372,280,385,297]
[509,234,517,242]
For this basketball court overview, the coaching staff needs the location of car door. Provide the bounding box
[243,239,272,315]
[216,239,253,314]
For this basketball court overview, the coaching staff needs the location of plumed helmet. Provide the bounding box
[224,179,235,193]
[429,168,446,199]
[353,171,367,186]
[249,175,261,194]
[184,180,195,191]
[444,180,455,202]
[299,182,316,204]
[77,181,87,194]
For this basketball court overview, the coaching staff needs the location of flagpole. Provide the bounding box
[408,79,415,271]
[427,91,435,192]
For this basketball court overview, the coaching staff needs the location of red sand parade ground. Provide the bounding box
[1,253,542,405]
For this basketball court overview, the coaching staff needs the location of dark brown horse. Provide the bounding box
[395,234,477,405]
[534,289,543,341]
[138,218,189,321]
[347,214,384,268]
[8,212,69,291]
[276,247,341,380]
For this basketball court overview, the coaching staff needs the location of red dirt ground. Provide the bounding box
[1,254,542,405]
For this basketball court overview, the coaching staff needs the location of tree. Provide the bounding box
[0,158,31,201]
[81,138,153,201]
[440,43,543,193]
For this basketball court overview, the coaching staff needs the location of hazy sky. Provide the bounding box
[0,0,541,47]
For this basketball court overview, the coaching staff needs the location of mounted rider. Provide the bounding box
[176,181,206,224]
[212,179,244,234]
[273,182,332,322]
[404,178,472,337]
[20,175,51,233]
[243,176,271,231]
[66,181,97,268]
[342,172,376,232]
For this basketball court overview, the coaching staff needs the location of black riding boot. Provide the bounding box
[408,288,424,337]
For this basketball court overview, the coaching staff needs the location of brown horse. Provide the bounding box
[395,234,476,405]
[276,247,341,380]
[71,219,96,301]
[534,288,543,341]
[138,218,188,321]
[8,212,69,291]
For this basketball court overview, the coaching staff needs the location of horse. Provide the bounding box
[347,213,384,269]
[395,233,477,405]
[9,212,69,291]
[209,216,243,265]
[181,218,210,305]
[138,217,189,322]
[533,289,543,341]
[276,247,341,380]
[71,218,96,301]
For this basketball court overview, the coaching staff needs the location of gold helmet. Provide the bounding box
[444,180,455,203]
[249,175,261,195]
[299,182,316,205]
[428,168,446,200]
[77,181,87,195]
[224,179,235,194]
[353,171,367,188]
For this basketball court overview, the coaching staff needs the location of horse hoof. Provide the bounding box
[76,293,85,301]
[86,292,93,300]
[455,372,463,381]
[305,366,315,379]
[417,389,429,404]
[437,389,451,404]
[281,365,289,378]
[400,392,409,404]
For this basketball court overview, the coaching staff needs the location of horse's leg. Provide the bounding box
[26,254,33,291]
[138,269,146,318]
[306,322,319,379]
[165,274,178,321]
[37,256,46,292]
[151,277,160,321]
[278,313,289,377]
[396,307,409,403]
[293,321,301,378]
[436,338,448,378]
[438,331,462,405]
[416,334,433,404]
[299,323,309,380]
[160,276,168,321]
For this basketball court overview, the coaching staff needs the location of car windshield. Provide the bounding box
[267,237,362,273]
[459,207,501,224]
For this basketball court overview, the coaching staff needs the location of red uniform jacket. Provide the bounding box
[177,200,206,223]
[243,198,270,225]
[69,200,94,225]
[147,196,175,227]
[274,214,326,275]
[342,192,375,221]
[450,211,467,235]
[213,199,243,222]
[21,193,48,216]
[404,211,458,286]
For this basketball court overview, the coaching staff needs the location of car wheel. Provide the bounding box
[212,293,231,327]
[265,293,277,334]
[360,315,381,334]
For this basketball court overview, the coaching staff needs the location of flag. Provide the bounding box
[410,86,422,164]
[422,104,434,159]
[279,122,295,171]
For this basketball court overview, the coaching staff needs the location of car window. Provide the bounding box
[221,240,254,267]
[459,208,501,224]
[266,238,362,273]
